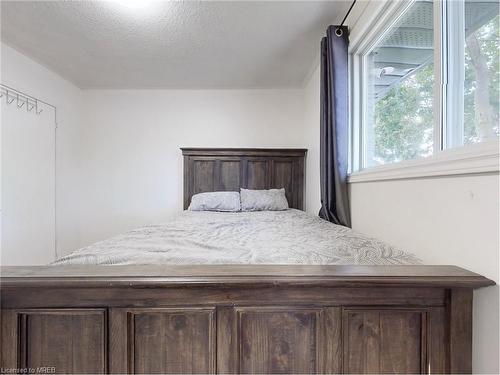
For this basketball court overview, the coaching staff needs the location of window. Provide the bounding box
[445,0,499,147]
[352,0,500,172]
[364,0,435,167]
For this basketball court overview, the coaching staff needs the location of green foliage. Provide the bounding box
[373,64,434,164]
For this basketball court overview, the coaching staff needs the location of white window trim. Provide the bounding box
[348,139,499,183]
[442,0,466,148]
[348,0,500,183]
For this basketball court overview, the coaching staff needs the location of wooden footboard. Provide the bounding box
[0,265,494,374]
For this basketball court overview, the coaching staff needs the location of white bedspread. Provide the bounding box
[53,210,420,265]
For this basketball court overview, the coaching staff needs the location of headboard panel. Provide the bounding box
[181,148,307,210]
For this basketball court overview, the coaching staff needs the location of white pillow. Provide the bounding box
[188,191,241,212]
[240,188,289,211]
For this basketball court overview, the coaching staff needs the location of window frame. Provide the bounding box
[348,0,499,182]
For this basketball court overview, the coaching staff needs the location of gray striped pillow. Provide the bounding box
[240,188,289,211]
[188,191,241,212]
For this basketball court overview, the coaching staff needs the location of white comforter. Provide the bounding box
[53,209,420,265]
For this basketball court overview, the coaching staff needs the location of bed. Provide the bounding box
[52,209,420,266]
[0,148,494,374]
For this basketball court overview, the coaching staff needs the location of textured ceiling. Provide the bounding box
[1,1,351,89]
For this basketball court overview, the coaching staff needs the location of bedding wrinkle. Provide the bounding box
[53,210,420,266]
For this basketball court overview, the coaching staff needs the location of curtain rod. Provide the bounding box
[0,83,59,260]
[340,0,357,27]
[336,0,357,36]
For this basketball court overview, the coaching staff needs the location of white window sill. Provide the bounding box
[348,140,500,183]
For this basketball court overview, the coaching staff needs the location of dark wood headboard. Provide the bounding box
[181,148,307,210]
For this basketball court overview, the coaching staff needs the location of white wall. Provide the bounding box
[1,42,84,263]
[303,64,321,215]
[2,99,55,265]
[77,89,309,250]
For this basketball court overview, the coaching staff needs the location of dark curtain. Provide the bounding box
[318,25,351,227]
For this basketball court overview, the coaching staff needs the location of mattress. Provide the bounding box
[53,209,420,265]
